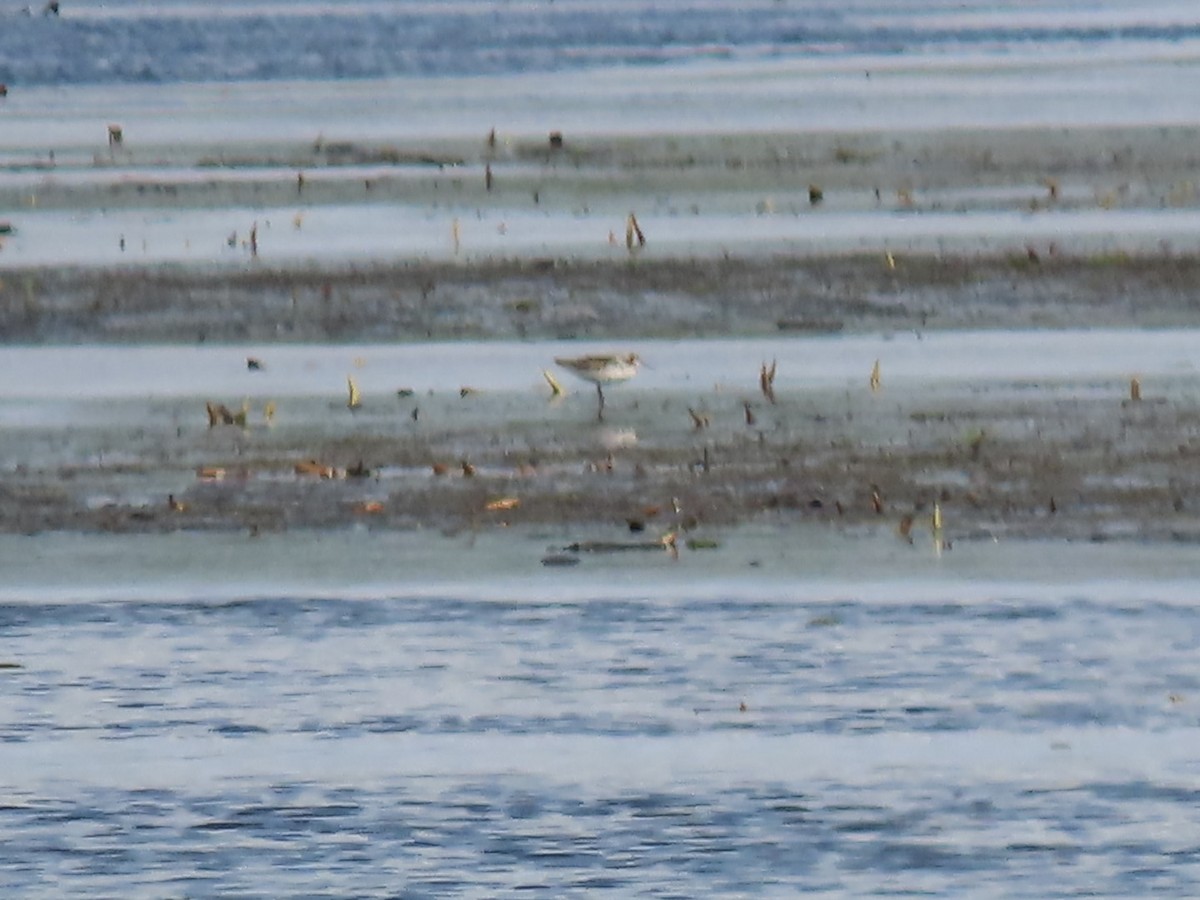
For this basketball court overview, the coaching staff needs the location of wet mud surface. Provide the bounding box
[4,253,1200,345]
[5,345,1200,544]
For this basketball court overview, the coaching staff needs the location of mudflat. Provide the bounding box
[5,117,1200,543]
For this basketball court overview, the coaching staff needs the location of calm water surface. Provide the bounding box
[2,530,1200,896]
[3,0,1197,87]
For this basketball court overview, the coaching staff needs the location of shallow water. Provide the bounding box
[4,329,1199,400]
[3,529,1200,896]
[4,0,1198,87]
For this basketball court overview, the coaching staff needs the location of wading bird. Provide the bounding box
[554,353,641,421]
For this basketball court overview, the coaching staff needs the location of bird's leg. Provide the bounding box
[596,383,606,421]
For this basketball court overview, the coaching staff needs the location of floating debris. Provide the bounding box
[743,401,756,426]
[870,359,881,393]
[347,376,362,409]
[346,460,371,479]
[688,407,710,430]
[885,251,896,270]
[167,494,187,513]
[459,386,480,398]
[808,184,824,205]
[685,537,720,550]
[107,123,123,147]
[197,467,226,481]
[461,460,476,478]
[563,533,676,554]
[485,497,520,511]
[1130,377,1142,402]
[808,613,841,628]
[541,553,580,567]
[246,356,264,371]
[295,460,338,479]
[354,500,384,514]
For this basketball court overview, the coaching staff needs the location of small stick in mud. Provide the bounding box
[625,213,646,253]
[543,369,565,399]
[1130,377,1142,402]
[206,401,238,428]
[759,360,777,404]
[743,401,756,426]
[870,359,881,393]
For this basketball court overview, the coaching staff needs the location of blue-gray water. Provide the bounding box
[3,530,1200,896]
[1,0,1197,86]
